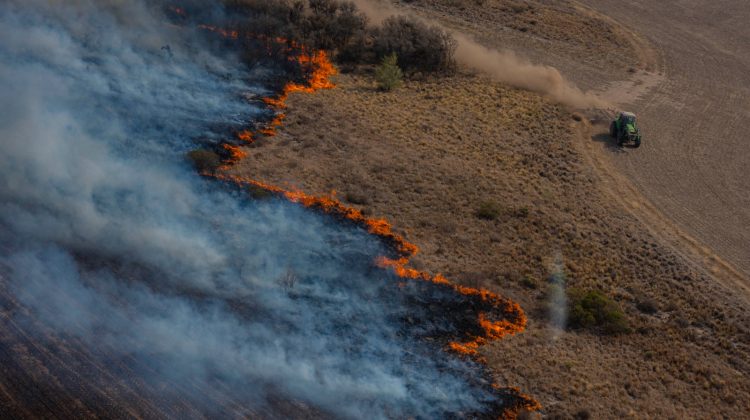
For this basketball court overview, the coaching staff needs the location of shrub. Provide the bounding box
[375,53,403,91]
[372,16,457,74]
[636,297,659,314]
[224,1,457,75]
[568,289,630,334]
[187,149,221,173]
[513,206,530,218]
[301,0,368,51]
[227,0,368,57]
[475,201,502,220]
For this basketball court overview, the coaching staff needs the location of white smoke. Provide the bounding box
[0,1,502,418]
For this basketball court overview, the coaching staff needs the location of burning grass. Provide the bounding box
[194,20,540,417]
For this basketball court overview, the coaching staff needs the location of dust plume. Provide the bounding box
[352,0,607,108]
[350,0,402,24]
[452,33,607,108]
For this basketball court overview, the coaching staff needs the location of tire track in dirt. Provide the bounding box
[576,0,750,286]
[575,121,750,306]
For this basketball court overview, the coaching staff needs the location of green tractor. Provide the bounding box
[609,111,642,148]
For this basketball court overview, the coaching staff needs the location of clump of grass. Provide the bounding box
[636,297,659,314]
[186,149,221,173]
[568,288,631,334]
[520,274,538,289]
[513,206,530,218]
[475,201,502,220]
[374,53,403,91]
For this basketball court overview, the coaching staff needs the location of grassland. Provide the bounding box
[229,0,750,417]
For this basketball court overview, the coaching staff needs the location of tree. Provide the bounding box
[375,53,403,91]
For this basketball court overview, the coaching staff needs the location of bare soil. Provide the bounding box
[577,0,750,284]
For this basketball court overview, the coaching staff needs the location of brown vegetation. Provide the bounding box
[229,69,750,417]
[210,0,749,417]
[223,0,457,75]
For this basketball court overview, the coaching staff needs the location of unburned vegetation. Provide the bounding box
[221,0,456,76]
[229,70,750,418]
[566,288,630,334]
[220,0,750,418]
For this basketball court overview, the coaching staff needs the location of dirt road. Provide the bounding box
[576,0,750,279]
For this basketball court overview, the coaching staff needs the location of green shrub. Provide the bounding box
[475,201,502,220]
[375,53,403,91]
[568,289,630,334]
[187,149,221,173]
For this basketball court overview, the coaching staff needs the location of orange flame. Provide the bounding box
[375,256,527,356]
[197,24,239,40]
[222,144,248,160]
[194,26,537,416]
[237,130,254,143]
[210,36,337,159]
[262,50,338,110]
[207,179,537,418]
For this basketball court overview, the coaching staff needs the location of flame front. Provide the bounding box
[200,24,539,418]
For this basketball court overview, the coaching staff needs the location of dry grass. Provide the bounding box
[229,70,750,417]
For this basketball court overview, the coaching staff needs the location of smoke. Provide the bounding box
[352,0,606,108]
[0,0,508,417]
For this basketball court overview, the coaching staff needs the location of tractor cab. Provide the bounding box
[619,112,636,125]
[610,111,642,148]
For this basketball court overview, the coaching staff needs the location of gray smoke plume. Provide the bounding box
[0,0,506,418]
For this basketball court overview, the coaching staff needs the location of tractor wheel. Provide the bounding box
[632,138,642,148]
[617,135,625,147]
[609,121,616,138]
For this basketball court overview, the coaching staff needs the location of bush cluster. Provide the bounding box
[225,0,367,54]
[475,201,502,220]
[223,0,456,75]
[567,289,630,334]
[373,16,456,73]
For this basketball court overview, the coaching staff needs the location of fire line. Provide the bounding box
[199,22,540,418]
